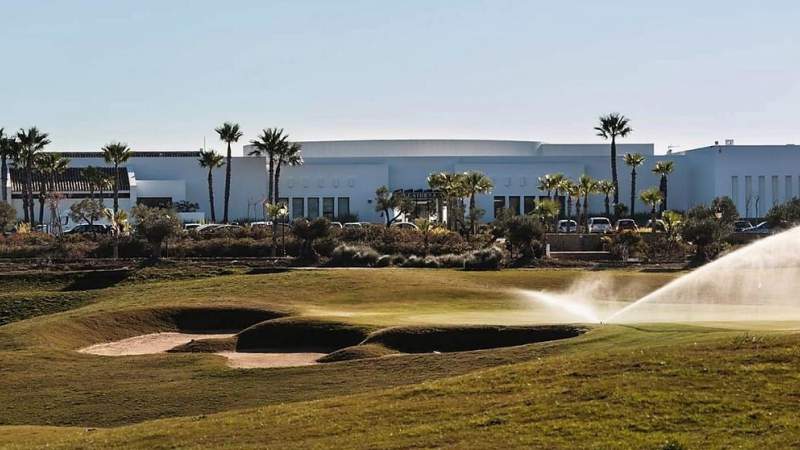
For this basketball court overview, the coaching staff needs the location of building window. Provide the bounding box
[323,197,335,219]
[308,198,319,218]
[786,176,793,201]
[771,176,779,206]
[757,176,766,216]
[508,196,521,215]
[744,176,753,216]
[337,197,350,219]
[291,198,304,219]
[524,196,536,215]
[137,197,172,208]
[493,196,506,218]
[731,176,739,210]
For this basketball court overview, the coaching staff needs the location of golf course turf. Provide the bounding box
[1,266,799,449]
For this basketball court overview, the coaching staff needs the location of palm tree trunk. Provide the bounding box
[267,152,275,203]
[223,141,232,224]
[630,169,636,217]
[651,205,657,231]
[38,189,45,225]
[1,155,7,202]
[611,135,619,205]
[659,175,668,214]
[469,193,476,234]
[575,199,581,233]
[583,195,589,229]
[25,163,34,223]
[207,169,216,223]
[604,194,610,217]
[112,163,119,214]
[274,160,282,205]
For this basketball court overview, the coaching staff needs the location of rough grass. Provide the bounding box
[8,267,796,448]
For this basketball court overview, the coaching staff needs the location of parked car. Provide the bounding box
[198,224,243,235]
[329,221,343,229]
[645,219,666,232]
[184,223,202,232]
[615,219,639,232]
[733,220,753,232]
[251,221,291,232]
[391,222,419,230]
[557,219,577,233]
[344,222,365,229]
[588,217,613,233]
[65,224,111,235]
[742,221,771,234]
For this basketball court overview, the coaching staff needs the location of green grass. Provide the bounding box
[3,267,799,448]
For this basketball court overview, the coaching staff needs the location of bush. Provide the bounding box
[765,198,800,229]
[608,230,643,260]
[464,246,503,270]
[337,225,468,256]
[504,215,545,259]
[0,201,16,231]
[681,204,731,263]
[329,244,380,267]
[641,233,687,262]
[132,205,182,259]
[291,217,331,261]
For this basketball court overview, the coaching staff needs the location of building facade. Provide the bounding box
[6,140,800,226]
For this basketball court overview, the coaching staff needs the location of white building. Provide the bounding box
[8,140,800,225]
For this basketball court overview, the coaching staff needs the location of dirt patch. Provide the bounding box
[79,332,235,356]
[218,351,326,369]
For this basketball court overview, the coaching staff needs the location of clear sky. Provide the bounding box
[1,0,798,155]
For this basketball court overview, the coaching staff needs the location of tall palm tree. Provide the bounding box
[83,166,111,204]
[549,173,566,216]
[595,113,633,206]
[596,179,615,217]
[652,160,675,214]
[274,141,303,205]
[198,149,225,223]
[640,187,663,230]
[428,172,468,230]
[35,152,70,225]
[578,174,598,229]
[101,142,132,216]
[248,128,288,207]
[0,129,18,202]
[16,127,51,223]
[461,171,494,234]
[623,153,646,217]
[215,122,243,224]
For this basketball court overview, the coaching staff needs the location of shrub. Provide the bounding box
[609,230,643,260]
[711,195,739,224]
[132,205,182,259]
[681,204,731,263]
[504,215,545,259]
[0,201,16,231]
[765,198,800,229]
[641,233,687,262]
[435,253,466,268]
[464,246,503,270]
[329,244,380,267]
[291,217,331,261]
[374,254,393,267]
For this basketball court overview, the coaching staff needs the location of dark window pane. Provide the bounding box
[524,196,536,214]
[337,197,350,218]
[493,196,506,218]
[509,196,521,215]
[292,198,304,219]
[323,197,335,219]
[308,198,319,218]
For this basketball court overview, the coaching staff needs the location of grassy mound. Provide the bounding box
[236,317,374,352]
[364,324,588,353]
[317,343,398,363]
[167,336,238,353]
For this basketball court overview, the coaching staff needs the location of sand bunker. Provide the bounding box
[78,333,325,369]
[218,351,326,369]
[79,332,235,356]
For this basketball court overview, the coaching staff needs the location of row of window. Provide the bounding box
[731,175,800,216]
[493,195,561,217]
[285,197,350,220]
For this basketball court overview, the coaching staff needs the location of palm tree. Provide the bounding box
[537,174,558,199]
[623,153,646,217]
[578,174,598,230]
[0,129,18,202]
[559,179,578,228]
[596,179,615,217]
[549,173,566,216]
[83,166,111,204]
[427,172,467,230]
[274,142,303,205]
[198,149,225,223]
[652,160,675,214]
[461,171,494,234]
[101,142,132,216]
[35,152,70,225]
[215,122,243,224]
[640,187,663,230]
[16,127,51,223]
[533,198,560,245]
[595,113,633,206]
[248,128,288,207]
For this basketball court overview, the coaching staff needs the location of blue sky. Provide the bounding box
[1,0,798,154]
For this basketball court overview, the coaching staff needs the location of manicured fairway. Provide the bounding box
[2,267,798,449]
